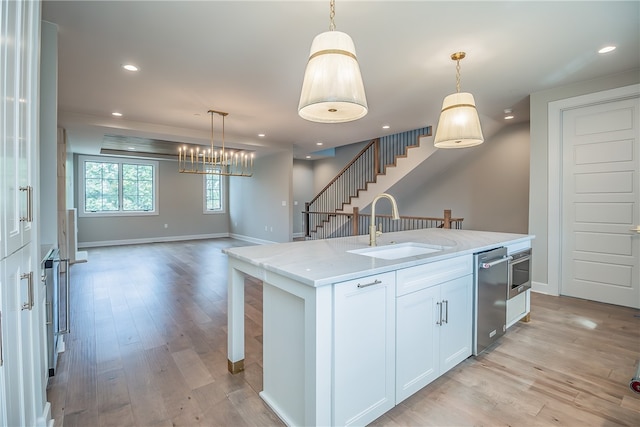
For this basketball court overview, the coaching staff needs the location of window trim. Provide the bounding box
[78,154,159,217]
[203,167,226,214]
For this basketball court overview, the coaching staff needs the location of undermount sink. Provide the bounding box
[348,242,449,260]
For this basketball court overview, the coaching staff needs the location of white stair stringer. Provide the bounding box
[340,135,438,215]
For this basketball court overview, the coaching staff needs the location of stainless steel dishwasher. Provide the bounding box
[473,247,509,355]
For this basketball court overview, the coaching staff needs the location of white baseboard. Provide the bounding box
[531,280,558,296]
[78,232,231,248]
[229,233,276,245]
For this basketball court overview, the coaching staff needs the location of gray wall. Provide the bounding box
[306,125,530,232]
[76,156,230,246]
[312,141,368,194]
[229,150,293,243]
[529,69,640,287]
[393,122,530,233]
[39,21,58,247]
[292,160,314,236]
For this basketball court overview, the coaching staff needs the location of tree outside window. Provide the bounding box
[205,168,224,212]
[81,156,157,216]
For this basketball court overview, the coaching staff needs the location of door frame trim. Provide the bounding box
[547,83,640,296]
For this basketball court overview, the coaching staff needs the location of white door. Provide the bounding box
[561,96,640,308]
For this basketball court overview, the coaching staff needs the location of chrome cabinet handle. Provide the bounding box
[357,279,382,288]
[21,272,34,311]
[443,299,449,324]
[436,301,442,325]
[19,185,33,222]
[630,226,640,233]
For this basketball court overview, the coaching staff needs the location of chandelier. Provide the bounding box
[298,0,368,123]
[178,110,253,177]
[434,52,484,148]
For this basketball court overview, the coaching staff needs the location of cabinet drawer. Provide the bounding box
[396,255,473,297]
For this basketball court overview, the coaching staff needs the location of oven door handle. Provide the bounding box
[510,254,531,265]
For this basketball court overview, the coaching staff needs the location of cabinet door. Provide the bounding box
[506,289,529,328]
[1,0,35,257]
[439,275,473,374]
[2,248,32,427]
[333,272,395,426]
[396,284,440,403]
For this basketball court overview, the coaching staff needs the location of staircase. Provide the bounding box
[305,127,441,239]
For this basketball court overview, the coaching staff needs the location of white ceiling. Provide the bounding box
[42,1,640,160]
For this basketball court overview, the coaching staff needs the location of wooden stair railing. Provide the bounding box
[305,126,431,238]
[302,209,464,240]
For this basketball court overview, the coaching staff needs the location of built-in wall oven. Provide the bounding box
[508,248,531,299]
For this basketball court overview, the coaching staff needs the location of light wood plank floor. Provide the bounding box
[48,239,640,426]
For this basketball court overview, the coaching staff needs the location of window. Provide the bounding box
[80,155,158,216]
[204,168,225,213]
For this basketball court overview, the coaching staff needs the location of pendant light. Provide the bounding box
[298,0,368,123]
[434,52,484,148]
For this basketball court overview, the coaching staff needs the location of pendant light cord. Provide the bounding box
[329,0,336,31]
[455,58,461,93]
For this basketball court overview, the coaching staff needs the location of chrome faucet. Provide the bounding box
[369,193,400,246]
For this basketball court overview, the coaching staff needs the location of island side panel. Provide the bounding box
[260,271,333,427]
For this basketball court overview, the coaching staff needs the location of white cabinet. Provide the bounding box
[333,272,396,426]
[506,241,532,328]
[1,0,35,259]
[1,247,39,427]
[507,289,530,328]
[396,256,473,403]
[1,0,48,425]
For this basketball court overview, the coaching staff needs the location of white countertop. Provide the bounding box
[223,228,533,287]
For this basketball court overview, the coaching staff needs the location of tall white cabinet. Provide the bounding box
[1,0,50,426]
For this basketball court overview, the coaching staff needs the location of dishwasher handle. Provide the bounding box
[480,256,512,269]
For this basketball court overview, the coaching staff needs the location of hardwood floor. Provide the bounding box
[47,239,640,426]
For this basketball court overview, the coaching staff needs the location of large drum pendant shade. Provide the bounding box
[298,30,368,123]
[434,92,484,148]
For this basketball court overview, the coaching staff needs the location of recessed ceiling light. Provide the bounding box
[316,142,323,146]
[127,147,136,151]
[504,115,514,120]
[382,125,390,129]
[123,64,139,71]
[112,112,123,117]
[504,109,514,120]
[598,46,616,54]
[258,133,265,137]
[305,155,311,159]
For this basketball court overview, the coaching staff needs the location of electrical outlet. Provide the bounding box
[265,225,268,231]
[270,227,273,232]
[164,224,168,229]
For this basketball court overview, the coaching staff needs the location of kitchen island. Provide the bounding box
[224,228,533,426]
